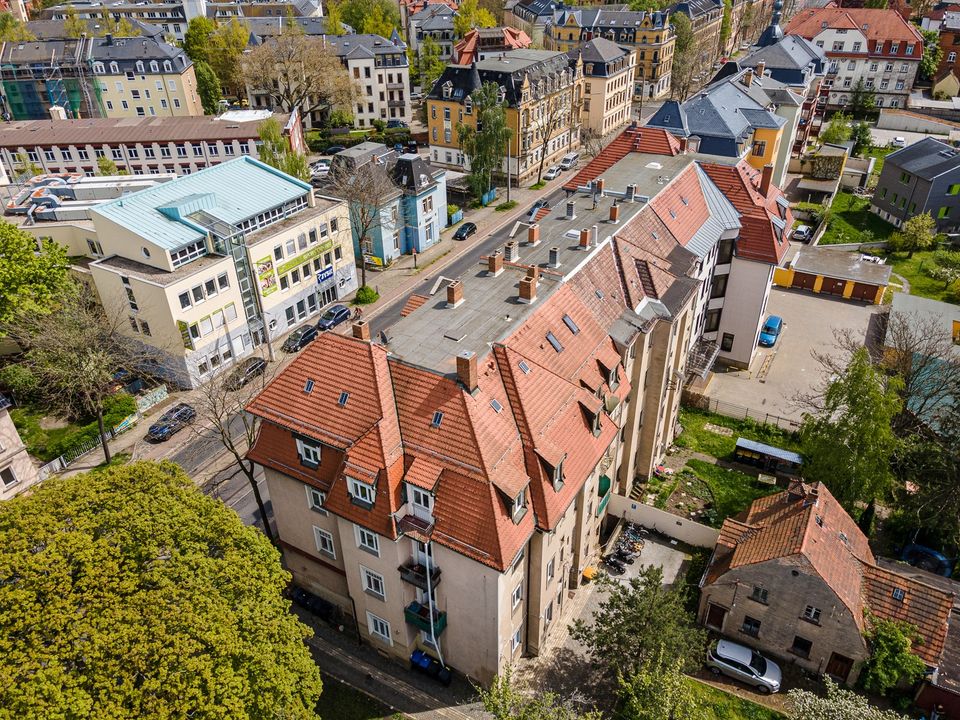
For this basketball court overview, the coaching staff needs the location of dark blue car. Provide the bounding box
[146,403,196,442]
[317,304,351,331]
[282,324,319,352]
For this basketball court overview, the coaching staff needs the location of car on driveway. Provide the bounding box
[453,221,477,241]
[544,166,561,181]
[386,119,408,129]
[325,145,346,155]
[225,356,268,390]
[707,640,782,694]
[891,136,907,148]
[282,324,319,352]
[316,304,351,331]
[792,224,811,242]
[758,315,783,347]
[146,403,196,442]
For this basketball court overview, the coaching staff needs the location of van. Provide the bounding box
[559,152,580,170]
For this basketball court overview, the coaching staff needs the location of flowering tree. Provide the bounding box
[789,679,909,720]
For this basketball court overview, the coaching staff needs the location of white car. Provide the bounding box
[706,640,782,694]
[544,166,561,181]
[891,136,907,148]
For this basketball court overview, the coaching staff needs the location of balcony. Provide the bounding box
[687,338,721,379]
[387,82,405,90]
[388,99,406,108]
[398,561,442,590]
[405,601,447,636]
[397,511,434,541]
[596,474,612,517]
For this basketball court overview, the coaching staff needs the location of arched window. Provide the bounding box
[150,60,159,72]
[109,61,119,73]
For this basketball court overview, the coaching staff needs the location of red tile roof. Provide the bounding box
[649,164,710,249]
[454,27,532,65]
[564,125,681,191]
[785,8,923,49]
[400,293,429,317]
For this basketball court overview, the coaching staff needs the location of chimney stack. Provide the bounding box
[626,184,636,202]
[566,200,576,220]
[352,320,371,340]
[456,350,478,393]
[548,246,560,268]
[760,164,774,196]
[756,60,766,77]
[446,279,464,308]
[688,136,701,153]
[519,276,537,303]
[592,224,599,247]
[679,137,688,154]
[527,222,541,246]
[609,202,620,224]
[504,241,519,262]
[579,228,590,249]
[488,250,504,276]
[525,265,540,283]
[595,177,605,194]
[742,68,754,87]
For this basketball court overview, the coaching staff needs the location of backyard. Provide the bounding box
[315,674,394,720]
[866,249,960,304]
[688,678,786,720]
[818,191,895,246]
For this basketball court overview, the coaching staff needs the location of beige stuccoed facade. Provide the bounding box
[0,402,42,500]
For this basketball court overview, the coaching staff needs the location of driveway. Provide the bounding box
[871,127,947,148]
[704,287,884,422]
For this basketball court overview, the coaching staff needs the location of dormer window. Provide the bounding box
[591,409,602,436]
[93,62,104,74]
[135,60,144,73]
[553,458,565,491]
[109,61,119,74]
[150,60,159,72]
[512,487,527,521]
[464,97,472,114]
[163,60,173,72]
[295,437,322,468]
[442,81,452,99]
[608,364,619,391]
[348,476,376,508]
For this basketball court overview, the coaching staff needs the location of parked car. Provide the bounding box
[792,224,811,242]
[225,356,268,390]
[706,640,782,694]
[316,304,351,331]
[406,140,419,154]
[410,91,423,102]
[528,198,549,219]
[544,166,561,180]
[325,145,346,155]
[860,254,886,265]
[282,324,319,352]
[394,143,404,153]
[386,119,408,129]
[901,543,954,577]
[146,403,196,442]
[559,152,580,170]
[453,221,477,241]
[758,315,783,348]
[891,136,907,148]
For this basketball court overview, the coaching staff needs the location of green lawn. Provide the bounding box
[684,459,779,527]
[883,250,960,304]
[315,674,395,720]
[819,191,896,245]
[687,678,786,720]
[674,408,801,460]
[9,407,85,462]
[865,146,893,176]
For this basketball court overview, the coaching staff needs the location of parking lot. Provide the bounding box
[704,287,884,421]
[871,127,949,148]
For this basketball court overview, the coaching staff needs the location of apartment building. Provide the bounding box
[8,159,358,389]
[244,124,796,683]
[0,395,43,502]
[426,49,583,186]
[0,109,305,180]
[453,27,532,65]
[920,9,960,97]
[784,7,923,110]
[671,0,724,78]
[569,38,636,136]
[408,3,456,61]
[545,8,675,101]
[0,32,201,121]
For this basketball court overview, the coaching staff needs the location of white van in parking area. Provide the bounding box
[559,152,580,170]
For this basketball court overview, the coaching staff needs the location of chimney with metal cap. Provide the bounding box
[596,177,605,194]
[457,350,478,393]
[760,164,774,196]
[504,241,519,262]
[446,279,463,308]
[527,222,540,246]
[592,224,599,247]
[756,60,766,77]
[609,202,620,223]
[579,228,590,249]
[566,200,576,220]
[488,250,503,276]
[626,184,636,202]
[742,68,754,86]
[352,320,370,340]
[519,276,537,303]
[549,246,560,268]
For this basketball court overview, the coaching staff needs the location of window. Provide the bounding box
[362,567,386,599]
[355,525,380,556]
[274,245,283,261]
[545,600,554,625]
[710,274,728,298]
[512,583,523,609]
[511,626,522,652]
[307,486,327,514]
[0,467,17,488]
[280,275,289,291]
[348,477,376,506]
[803,605,822,624]
[295,437,322,467]
[721,333,734,352]
[546,558,555,581]
[949,184,960,196]
[704,309,722,333]
[217,273,229,290]
[139,320,151,336]
[891,43,899,54]
[852,41,861,52]
[513,487,526,520]
[314,526,335,558]
[367,612,391,644]
[791,636,813,658]
[750,586,768,604]
[949,52,957,63]
[741,616,761,637]
[900,171,910,184]
[939,206,952,219]
[717,237,734,264]
[892,587,906,602]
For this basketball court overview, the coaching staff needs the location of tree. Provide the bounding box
[207,19,250,95]
[570,567,706,678]
[62,5,89,38]
[851,121,872,157]
[96,154,121,176]
[457,82,513,203]
[418,36,447,97]
[789,678,909,720]
[0,461,323,717]
[615,650,697,720]
[454,0,497,37]
[0,221,69,329]
[848,78,876,118]
[670,13,696,102]
[326,156,397,289]
[194,60,222,115]
[13,151,40,179]
[920,29,943,80]
[819,110,851,145]
[242,22,357,124]
[534,96,567,184]
[257,117,310,181]
[581,127,605,158]
[360,2,397,37]
[718,0,732,53]
[889,212,939,258]
[479,667,602,720]
[627,0,670,10]
[340,0,400,37]
[863,0,888,7]
[799,348,902,510]
[182,16,216,64]
[925,248,960,289]
[0,12,35,41]
[95,8,140,36]
[861,618,928,696]
[325,0,347,35]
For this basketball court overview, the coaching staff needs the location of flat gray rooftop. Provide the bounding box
[793,247,893,285]
[92,252,231,287]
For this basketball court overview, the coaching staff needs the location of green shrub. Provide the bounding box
[495,200,518,212]
[372,119,386,133]
[45,393,137,459]
[529,181,546,190]
[354,285,379,305]
[447,204,460,216]
[305,131,326,153]
[328,109,354,128]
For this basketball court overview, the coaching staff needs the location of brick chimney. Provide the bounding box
[742,68,754,87]
[595,177,605,194]
[352,320,370,340]
[526,265,540,283]
[456,350,478,393]
[488,250,504,276]
[756,60,766,77]
[527,222,541,246]
[760,164,774,196]
[504,241,519,262]
[579,228,590,249]
[679,137,688,154]
[519,276,537,303]
[609,202,620,224]
[446,279,463,308]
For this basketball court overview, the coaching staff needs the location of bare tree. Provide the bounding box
[325,159,398,289]
[241,23,357,120]
[534,96,566,185]
[580,127,605,159]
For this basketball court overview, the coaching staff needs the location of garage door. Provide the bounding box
[851,282,878,302]
[821,277,846,296]
[792,272,817,291]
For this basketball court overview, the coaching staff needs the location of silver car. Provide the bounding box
[706,640,782,694]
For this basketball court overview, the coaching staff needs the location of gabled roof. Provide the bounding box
[326,33,408,60]
[784,7,923,45]
[453,26,532,65]
[740,35,827,73]
[570,36,631,66]
[884,136,960,180]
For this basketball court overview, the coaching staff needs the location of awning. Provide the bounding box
[687,339,721,379]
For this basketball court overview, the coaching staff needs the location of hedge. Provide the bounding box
[46,393,137,459]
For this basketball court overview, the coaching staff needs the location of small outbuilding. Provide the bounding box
[773,247,891,303]
[733,437,802,475]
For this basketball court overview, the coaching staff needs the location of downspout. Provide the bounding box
[424,538,445,666]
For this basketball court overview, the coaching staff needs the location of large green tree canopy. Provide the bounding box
[0,461,323,718]
[0,221,69,331]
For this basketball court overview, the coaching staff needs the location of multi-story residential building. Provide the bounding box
[871,137,960,233]
[453,26,532,65]
[426,49,583,186]
[920,9,960,97]
[0,32,202,121]
[545,8,674,101]
[0,395,43,502]
[327,142,447,266]
[244,16,346,43]
[408,2,456,61]
[245,123,796,684]
[671,0,724,79]
[784,7,923,110]
[0,110,305,180]
[647,66,803,188]
[399,0,457,33]
[506,0,564,46]
[700,480,953,685]
[568,38,636,136]
[7,158,358,388]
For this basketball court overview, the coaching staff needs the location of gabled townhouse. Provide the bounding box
[784,7,923,110]
[408,2,457,61]
[506,0,562,46]
[921,8,960,97]
[568,38,637,136]
[700,480,954,685]
[400,0,458,33]
[870,136,960,233]
[453,27,532,65]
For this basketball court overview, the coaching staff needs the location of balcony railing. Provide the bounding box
[398,561,442,590]
[397,512,434,539]
[404,601,447,635]
[596,474,612,518]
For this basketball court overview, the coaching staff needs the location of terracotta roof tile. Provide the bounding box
[785,7,923,46]
[401,293,429,317]
[649,164,709,248]
[564,125,680,191]
[404,455,444,491]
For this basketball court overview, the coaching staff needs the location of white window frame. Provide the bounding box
[313,526,335,558]
[0,466,18,488]
[348,477,376,505]
[512,582,523,609]
[355,524,380,556]
[367,611,392,645]
[306,485,327,514]
[361,566,386,600]
[511,626,522,652]
[546,558,555,581]
[295,438,322,466]
[803,605,822,623]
